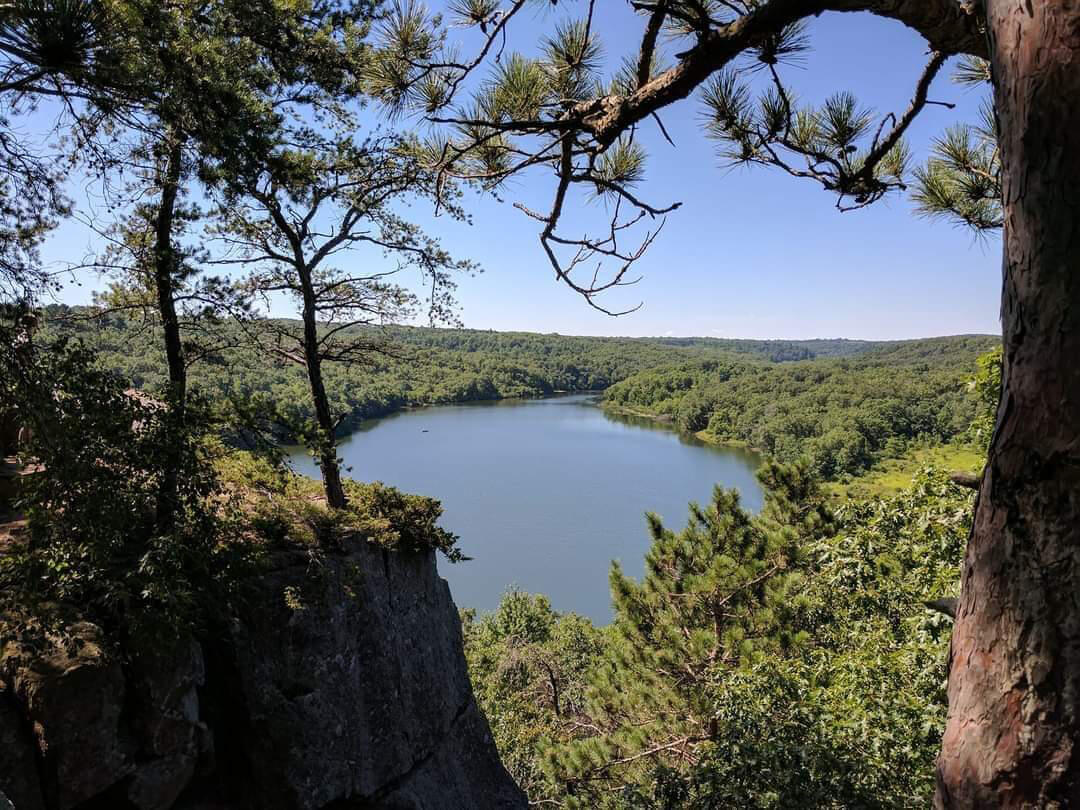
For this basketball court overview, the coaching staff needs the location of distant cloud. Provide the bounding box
[664,330,675,337]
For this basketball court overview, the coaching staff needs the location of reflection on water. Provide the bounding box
[287,394,762,622]
[601,407,760,460]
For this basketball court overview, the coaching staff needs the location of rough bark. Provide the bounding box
[153,134,187,530]
[936,1,1080,806]
[298,266,347,510]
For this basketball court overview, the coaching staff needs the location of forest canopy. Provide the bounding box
[38,307,994,479]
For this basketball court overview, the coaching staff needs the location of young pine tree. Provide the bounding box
[217,134,475,509]
[542,460,833,807]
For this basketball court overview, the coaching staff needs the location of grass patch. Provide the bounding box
[216,450,463,559]
[828,443,985,502]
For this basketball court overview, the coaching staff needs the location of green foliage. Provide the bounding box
[0,323,465,639]
[913,103,1001,231]
[37,312,997,485]
[543,19,603,103]
[595,138,647,196]
[343,478,462,559]
[701,62,922,207]
[828,442,984,502]
[967,346,1002,453]
[39,308,900,438]
[541,460,832,807]
[0,325,255,634]
[462,591,605,797]
[219,449,463,560]
[466,468,973,808]
[604,335,997,479]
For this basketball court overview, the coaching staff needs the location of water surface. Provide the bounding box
[288,394,762,622]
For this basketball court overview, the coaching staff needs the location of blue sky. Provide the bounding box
[40,5,1001,340]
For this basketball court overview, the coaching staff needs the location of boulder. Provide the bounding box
[0,621,209,810]
[1,621,133,810]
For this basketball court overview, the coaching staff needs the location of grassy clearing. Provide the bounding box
[828,443,985,502]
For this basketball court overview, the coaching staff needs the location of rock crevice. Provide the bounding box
[0,541,525,810]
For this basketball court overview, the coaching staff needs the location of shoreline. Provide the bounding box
[282,389,606,447]
[600,402,759,455]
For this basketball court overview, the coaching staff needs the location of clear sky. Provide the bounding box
[40,5,1001,341]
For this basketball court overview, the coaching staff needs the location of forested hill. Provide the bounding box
[604,334,1000,479]
[648,335,988,362]
[39,307,996,446]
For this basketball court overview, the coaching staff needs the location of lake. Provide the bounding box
[287,394,762,622]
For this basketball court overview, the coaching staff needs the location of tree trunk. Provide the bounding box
[298,269,347,510]
[936,2,1080,806]
[153,134,187,531]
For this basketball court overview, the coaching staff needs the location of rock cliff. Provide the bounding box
[0,540,525,810]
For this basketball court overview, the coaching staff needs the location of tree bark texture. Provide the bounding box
[937,2,1080,806]
[298,267,347,510]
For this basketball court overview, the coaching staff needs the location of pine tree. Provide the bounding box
[542,460,833,807]
[215,132,476,509]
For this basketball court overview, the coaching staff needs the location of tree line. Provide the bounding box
[604,335,998,479]
[39,308,995,477]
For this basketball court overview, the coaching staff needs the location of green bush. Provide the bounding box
[0,328,255,634]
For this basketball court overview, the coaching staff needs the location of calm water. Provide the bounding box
[287,394,762,622]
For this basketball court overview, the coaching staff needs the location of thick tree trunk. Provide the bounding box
[298,269,347,510]
[153,134,187,531]
[936,2,1080,806]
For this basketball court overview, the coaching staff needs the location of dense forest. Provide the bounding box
[42,308,996,476]
[41,306,737,421]
[604,335,998,479]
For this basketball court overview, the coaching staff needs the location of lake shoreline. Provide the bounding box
[282,389,607,447]
[286,394,765,622]
[600,402,760,456]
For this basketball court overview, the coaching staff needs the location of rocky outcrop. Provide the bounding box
[1,621,135,809]
[0,680,44,810]
[0,620,209,810]
[195,542,524,810]
[0,541,525,810]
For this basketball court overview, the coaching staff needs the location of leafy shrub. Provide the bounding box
[220,450,463,560]
[0,327,254,634]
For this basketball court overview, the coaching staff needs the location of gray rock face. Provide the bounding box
[1,621,134,810]
[0,682,44,810]
[0,540,525,810]
[204,541,525,809]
